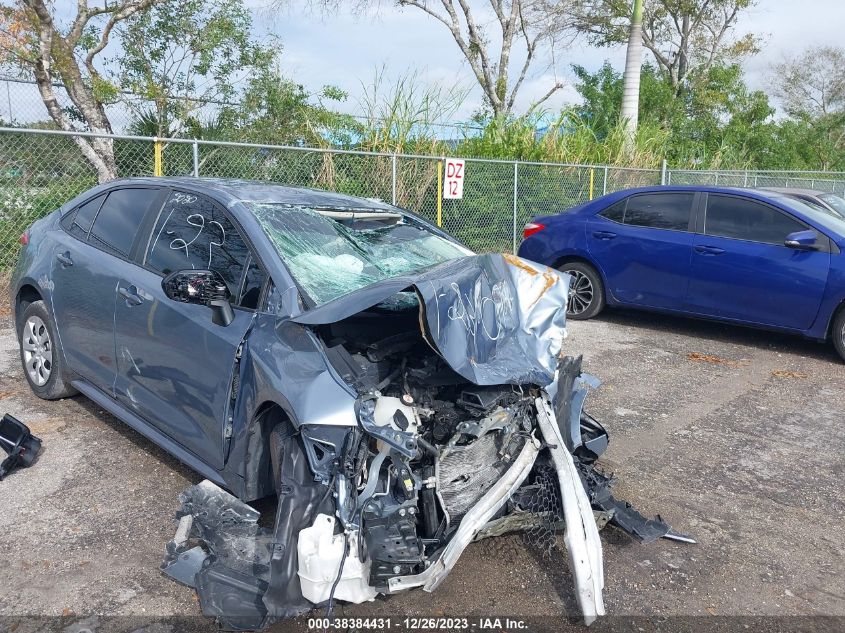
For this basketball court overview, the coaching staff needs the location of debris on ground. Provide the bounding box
[0,414,42,480]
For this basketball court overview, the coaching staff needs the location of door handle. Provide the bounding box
[694,245,725,255]
[56,252,73,267]
[592,231,617,240]
[118,285,144,306]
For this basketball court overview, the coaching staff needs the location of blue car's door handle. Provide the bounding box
[694,245,725,255]
[592,231,617,240]
[55,251,73,267]
[118,285,144,306]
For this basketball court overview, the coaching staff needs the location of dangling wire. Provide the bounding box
[324,530,349,619]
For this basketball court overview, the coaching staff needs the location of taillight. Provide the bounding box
[523,222,546,238]
[19,231,29,245]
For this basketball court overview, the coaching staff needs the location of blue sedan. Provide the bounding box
[517,186,845,361]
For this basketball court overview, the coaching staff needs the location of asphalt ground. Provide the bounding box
[0,308,843,631]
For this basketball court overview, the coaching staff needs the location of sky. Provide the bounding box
[255,0,845,122]
[3,0,844,130]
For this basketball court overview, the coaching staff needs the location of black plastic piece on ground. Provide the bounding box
[0,414,41,480]
[579,461,690,544]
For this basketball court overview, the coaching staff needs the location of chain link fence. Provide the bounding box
[2,126,845,270]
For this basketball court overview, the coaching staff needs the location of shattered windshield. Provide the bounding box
[250,203,472,306]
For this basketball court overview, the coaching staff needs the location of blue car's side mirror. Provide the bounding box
[784,230,818,251]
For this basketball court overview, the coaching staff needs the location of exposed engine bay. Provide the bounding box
[160,255,693,631]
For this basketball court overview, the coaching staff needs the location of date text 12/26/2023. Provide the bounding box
[307,618,530,630]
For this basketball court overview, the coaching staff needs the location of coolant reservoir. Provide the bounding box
[373,396,418,434]
[297,514,377,605]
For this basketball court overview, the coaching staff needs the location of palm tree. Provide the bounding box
[621,0,644,151]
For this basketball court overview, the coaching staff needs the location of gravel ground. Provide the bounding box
[1,308,843,629]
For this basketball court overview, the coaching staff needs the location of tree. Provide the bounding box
[573,60,776,167]
[771,46,845,120]
[309,1,572,118]
[229,65,357,147]
[620,0,643,148]
[0,0,162,182]
[575,0,758,93]
[770,47,845,171]
[115,0,272,138]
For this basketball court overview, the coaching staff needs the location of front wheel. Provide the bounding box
[558,262,605,320]
[833,308,845,362]
[19,300,77,400]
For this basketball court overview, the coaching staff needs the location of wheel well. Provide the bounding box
[551,254,597,272]
[827,300,845,340]
[15,284,42,328]
[241,402,292,501]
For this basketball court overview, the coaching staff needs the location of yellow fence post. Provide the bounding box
[437,160,443,227]
[153,138,163,177]
[589,168,595,200]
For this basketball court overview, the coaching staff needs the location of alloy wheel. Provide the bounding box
[22,315,52,386]
[566,270,594,316]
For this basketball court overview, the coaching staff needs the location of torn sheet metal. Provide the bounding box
[294,253,569,387]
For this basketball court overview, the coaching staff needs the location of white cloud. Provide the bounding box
[258,0,845,117]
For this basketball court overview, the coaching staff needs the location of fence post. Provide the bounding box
[588,168,595,200]
[660,159,667,185]
[743,170,748,187]
[602,165,608,195]
[391,153,397,205]
[153,137,163,177]
[512,162,519,254]
[192,140,199,177]
[436,160,443,227]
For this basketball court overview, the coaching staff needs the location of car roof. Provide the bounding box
[759,186,831,197]
[595,184,796,203]
[102,177,398,211]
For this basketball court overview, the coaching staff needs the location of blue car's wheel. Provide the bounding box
[559,262,605,320]
[833,308,845,362]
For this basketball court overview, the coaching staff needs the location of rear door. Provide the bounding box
[51,187,163,391]
[587,192,697,310]
[112,190,266,468]
[686,193,830,329]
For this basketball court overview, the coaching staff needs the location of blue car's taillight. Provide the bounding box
[523,222,545,238]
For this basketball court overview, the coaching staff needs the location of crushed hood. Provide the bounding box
[293,253,570,386]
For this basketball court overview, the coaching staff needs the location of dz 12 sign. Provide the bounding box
[443,157,465,199]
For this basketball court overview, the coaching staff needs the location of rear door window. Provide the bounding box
[623,193,695,231]
[61,193,106,240]
[599,199,626,223]
[705,195,807,245]
[145,190,254,305]
[89,188,160,256]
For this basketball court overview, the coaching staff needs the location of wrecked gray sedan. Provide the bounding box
[12,178,688,630]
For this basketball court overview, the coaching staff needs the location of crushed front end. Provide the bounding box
[161,254,691,629]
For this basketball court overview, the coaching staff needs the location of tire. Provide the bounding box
[558,261,605,320]
[18,300,77,400]
[833,308,845,362]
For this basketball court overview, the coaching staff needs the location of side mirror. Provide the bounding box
[162,269,234,327]
[784,230,819,251]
